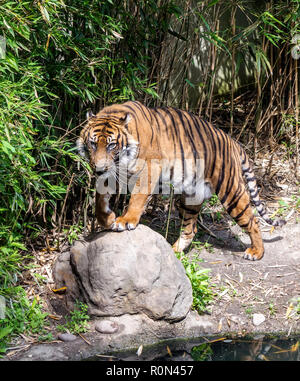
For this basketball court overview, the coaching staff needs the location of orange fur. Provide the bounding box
[77,101,285,260]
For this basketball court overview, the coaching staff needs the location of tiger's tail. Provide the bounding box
[240,148,286,227]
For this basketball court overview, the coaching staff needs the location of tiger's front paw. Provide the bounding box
[111,216,139,232]
[243,247,264,261]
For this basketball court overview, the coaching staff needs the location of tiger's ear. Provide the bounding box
[119,113,132,127]
[86,110,95,120]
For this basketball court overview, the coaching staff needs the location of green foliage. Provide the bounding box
[268,301,277,316]
[191,343,213,361]
[0,287,48,354]
[192,240,214,253]
[0,0,167,286]
[176,252,213,313]
[0,0,298,355]
[63,224,83,245]
[57,301,90,334]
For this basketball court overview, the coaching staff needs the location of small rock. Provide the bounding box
[252,313,265,326]
[58,333,77,342]
[95,320,119,334]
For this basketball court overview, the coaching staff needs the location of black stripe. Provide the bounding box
[105,127,114,134]
[239,215,254,228]
[155,108,176,154]
[170,166,174,181]
[220,163,236,204]
[102,109,126,115]
[226,186,244,215]
[123,104,141,143]
[149,110,161,145]
[175,109,198,163]
[121,134,125,148]
[241,149,247,165]
[234,203,250,221]
[250,189,259,198]
[131,101,151,124]
[215,131,227,195]
[163,108,185,172]
[202,120,218,178]
[189,114,207,166]
[131,102,154,144]
[242,166,251,173]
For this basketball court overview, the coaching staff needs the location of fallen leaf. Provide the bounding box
[218,289,229,298]
[259,354,270,361]
[291,341,299,352]
[51,286,67,294]
[166,346,172,357]
[111,30,123,39]
[136,345,143,356]
[217,319,223,332]
[41,247,56,252]
[207,337,226,344]
[239,272,243,283]
[79,333,91,345]
[48,314,61,320]
[285,303,294,318]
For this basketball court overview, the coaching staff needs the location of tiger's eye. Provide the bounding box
[107,143,117,151]
[90,141,97,150]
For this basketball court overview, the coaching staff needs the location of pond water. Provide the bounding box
[92,335,300,361]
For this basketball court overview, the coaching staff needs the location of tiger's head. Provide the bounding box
[76,109,139,179]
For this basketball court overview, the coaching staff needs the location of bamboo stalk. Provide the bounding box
[161,17,185,104]
[230,5,237,135]
[208,20,219,122]
[206,13,220,122]
[269,35,274,140]
[253,69,262,161]
[295,54,299,179]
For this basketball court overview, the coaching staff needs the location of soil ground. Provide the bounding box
[188,220,300,335]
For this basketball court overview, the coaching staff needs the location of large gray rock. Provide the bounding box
[53,224,193,322]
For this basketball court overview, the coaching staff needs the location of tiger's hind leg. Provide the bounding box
[172,199,202,252]
[222,185,264,260]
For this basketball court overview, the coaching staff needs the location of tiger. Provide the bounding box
[76,100,285,261]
